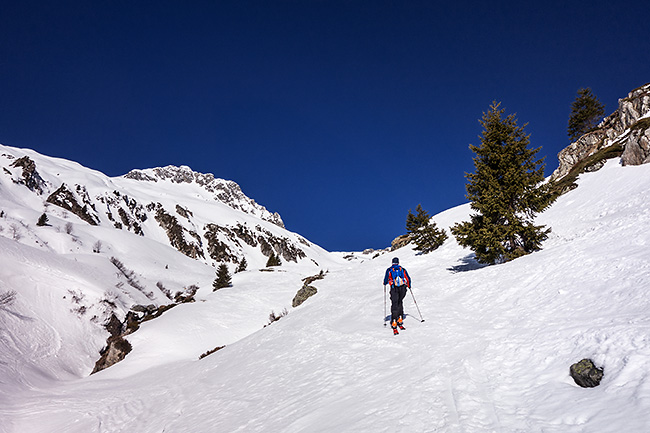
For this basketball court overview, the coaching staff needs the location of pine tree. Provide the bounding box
[406,204,448,253]
[266,252,281,267]
[413,223,448,254]
[36,213,49,226]
[567,88,605,142]
[406,204,430,234]
[235,257,247,273]
[451,102,553,264]
[213,263,232,291]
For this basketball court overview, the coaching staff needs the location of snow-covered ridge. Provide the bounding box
[124,165,284,227]
[0,144,321,275]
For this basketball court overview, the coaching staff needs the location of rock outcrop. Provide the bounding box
[46,183,100,225]
[551,83,650,183]
[570,358,604,388]
[9,156,47,194]
[292,271,325,307]
[124,165,285,227]
[620,118,650,166]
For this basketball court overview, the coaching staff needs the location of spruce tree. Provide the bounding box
[413,223,448,254]
[567,88,605,142]
[406,204,430,234]
[213,263,232,291]
[406,204,448,253]
[451,102,553,264]
[36,213,49,226]
[235,257,248,273]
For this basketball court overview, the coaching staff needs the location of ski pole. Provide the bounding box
[408,286,425,322]
[383,285,387,327]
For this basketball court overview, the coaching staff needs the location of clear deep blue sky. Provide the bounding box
[1,1,648,251]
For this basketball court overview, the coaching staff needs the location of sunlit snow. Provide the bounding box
[1,145,649,432]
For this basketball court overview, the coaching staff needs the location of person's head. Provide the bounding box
[392,257,399,265]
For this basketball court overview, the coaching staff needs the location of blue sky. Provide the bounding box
[1,1,648,251]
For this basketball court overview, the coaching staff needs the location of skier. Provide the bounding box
[383,257,411,334]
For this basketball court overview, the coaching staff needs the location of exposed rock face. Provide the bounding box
[391,234,411,251]
[155,206,205,259]
[46,183,100,225]
[91,313,131,374]
[292,284,317,307]
[9,156,47,194]
[620,118,650,166]
[292,271,325,307]
[124,165,285,228]
[570,358,604,388]
[552,83,650,182]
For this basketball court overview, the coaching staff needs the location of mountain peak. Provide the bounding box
[124,165,284,228]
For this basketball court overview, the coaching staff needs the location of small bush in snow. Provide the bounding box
[265,308,288,326]
[175,285,198,303]
[110,256,155,299]
[65,222,74,235]
[0,290,17,307]
[93,240,102,253]
[199,345,225,360]
[10,224,21,240]
[157,281,174,300]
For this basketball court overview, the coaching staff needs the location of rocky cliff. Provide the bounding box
[551,83,650,186]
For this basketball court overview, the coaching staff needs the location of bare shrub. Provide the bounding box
[157,281,174,300]
[110,257,155,299]
[10,224,21,240]
[93,240,102,253]
[65,222,74,234]
[199,345,225,360]
[175,284,198,303]
[265,308,289,326]
[0,290,17,307]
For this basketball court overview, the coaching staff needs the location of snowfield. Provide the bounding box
[2,158,650,432]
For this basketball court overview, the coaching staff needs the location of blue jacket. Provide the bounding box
[384,264,411,288]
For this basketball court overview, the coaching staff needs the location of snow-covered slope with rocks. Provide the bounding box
[2,146,650,432]
[0,143,342,405]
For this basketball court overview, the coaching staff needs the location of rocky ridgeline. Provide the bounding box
[124,165,285,228]
[551,83,650,183]
[1,153,308,271]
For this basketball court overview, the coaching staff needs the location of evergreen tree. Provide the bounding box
[406,204,430,234]
[406,204,448,253]
[451,102,553,264]
[235,257,248,273]
[412,222,448,253]
[266,252,281,267]
[213,263,232,291]
[36,213,49,226]
[567,88,605,142]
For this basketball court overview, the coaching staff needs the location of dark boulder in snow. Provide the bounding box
[292,284,317,308]
[570,358,604,388]
[292,272,325,307]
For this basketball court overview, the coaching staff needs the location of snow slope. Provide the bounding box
[2,159,650,432]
